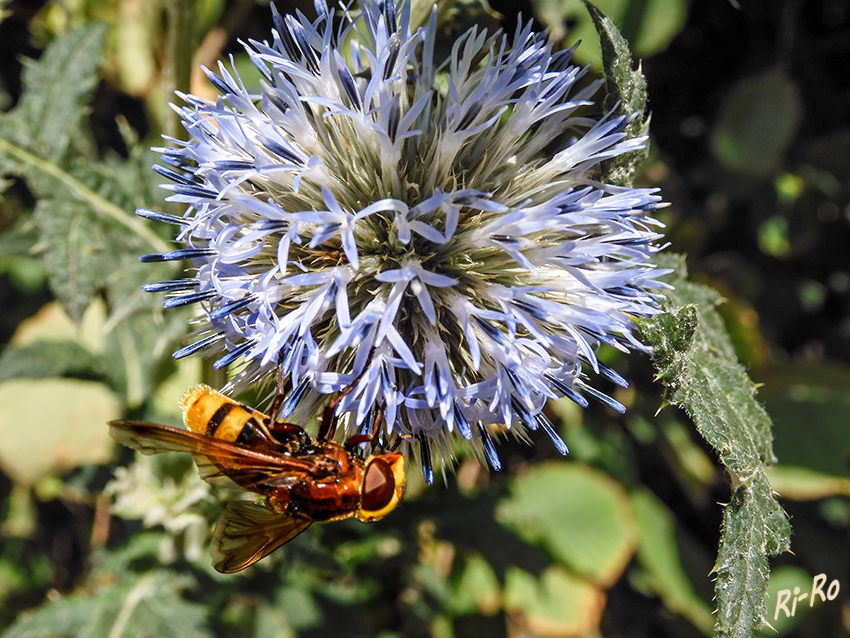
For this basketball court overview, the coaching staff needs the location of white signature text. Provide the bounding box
[775,573,840,620]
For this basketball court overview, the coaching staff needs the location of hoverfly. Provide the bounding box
[108,381,405,573]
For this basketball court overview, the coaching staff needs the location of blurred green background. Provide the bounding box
[0,0,848,636]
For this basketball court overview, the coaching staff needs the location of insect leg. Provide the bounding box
[265,486,293,514]
[344,403,384,450]
[389,432,412,452]
[267,362,290,422]
[270,421,311,448]
[318,347,377,442]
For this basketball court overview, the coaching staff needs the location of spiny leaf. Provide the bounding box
[638,305,698,385]
[0,137,169,257]
[0,340,107,384]
[0,24,169,256]
[15,23,107,163]
[0,23,171,330]
[1,570,212,638]
[32,198,105,325]
[644,254,775,465]
[638,253,792,638]
[98,242,188,411]
[69,149,166,223]
[714,479,791,638]
[0,116,31,174]
[0,214,40,257]
[583,0,650,187]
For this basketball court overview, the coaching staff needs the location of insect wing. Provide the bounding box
[211,500,312,573]
[108,420,197,456]
[108,420,316,488]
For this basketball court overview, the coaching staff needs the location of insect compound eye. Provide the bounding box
[356,453,405,523]
[361,457,395,513]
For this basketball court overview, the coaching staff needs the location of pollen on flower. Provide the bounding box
[140,0,670,483]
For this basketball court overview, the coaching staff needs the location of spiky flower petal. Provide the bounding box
[141,0,669,482]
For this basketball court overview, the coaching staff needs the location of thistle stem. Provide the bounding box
[165,0,199,141]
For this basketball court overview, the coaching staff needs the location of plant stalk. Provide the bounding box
[165,0,199,141]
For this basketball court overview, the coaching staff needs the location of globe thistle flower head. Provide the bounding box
[140,0,670,483]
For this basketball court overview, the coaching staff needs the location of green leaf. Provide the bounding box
[541,0,686,63]
[0,138,168,257]
[503,566,605,637]
[449,553,501,616]
[274,585,322,630]
[253,601,296,638]
[70,149,166,222]
[710,68,802,177]
[0,214,40,257]
[760,360,850,477]
[0,24,170,263]
[0,22,183,406]
[496,461,637,586]
[640,256,773,460]
[0,378,119,485]
[97,532,172,573]
[583,0,651,187]
[1,570,212,638]
[714,485,791,638]
[640,305,699,385]
[32,198,105,324]
[14,23,106,163]
[637,253,792,638]
[103,305,189,409]
[765,465,850,501]
[631,490,714,633]
[0,340,107,384]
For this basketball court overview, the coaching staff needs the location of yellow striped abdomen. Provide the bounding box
[179,384,270,445]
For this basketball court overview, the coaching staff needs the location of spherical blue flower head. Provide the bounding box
[140,0,671,483]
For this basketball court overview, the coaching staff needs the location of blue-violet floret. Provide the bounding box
[140,0,670,482]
